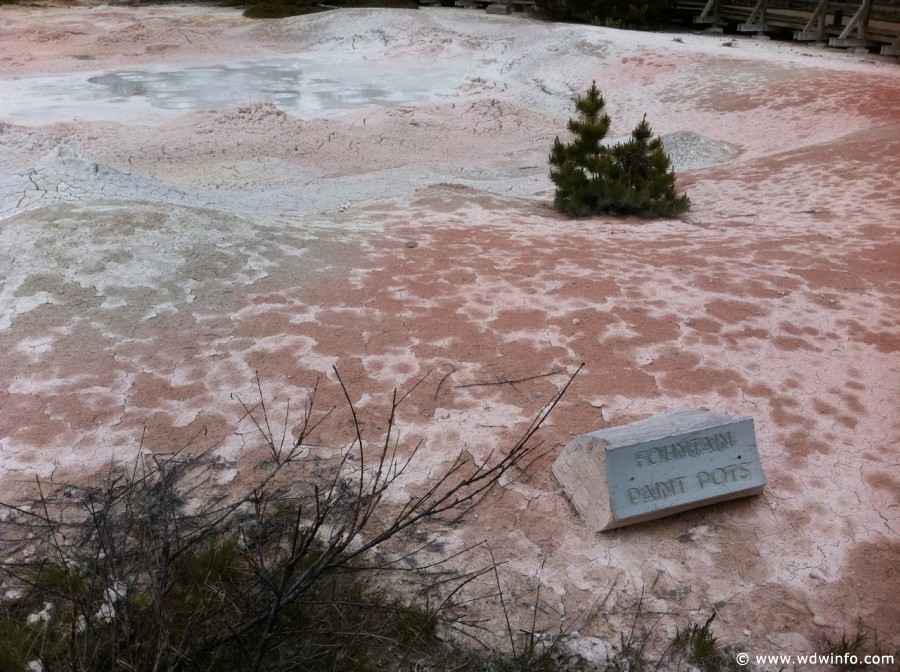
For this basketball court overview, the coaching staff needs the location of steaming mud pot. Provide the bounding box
[1,3,898,659]
[1,55,472,122]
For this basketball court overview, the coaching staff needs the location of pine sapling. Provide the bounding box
[549,82,690,218]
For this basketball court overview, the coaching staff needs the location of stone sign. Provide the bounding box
[552,409,765,531]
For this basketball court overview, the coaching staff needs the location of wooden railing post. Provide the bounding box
[794,0,830,41]
[830,0,879,47]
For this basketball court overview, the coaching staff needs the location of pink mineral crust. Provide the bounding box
[0,3,898,658]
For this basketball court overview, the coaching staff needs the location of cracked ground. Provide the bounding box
[0,3,898,660]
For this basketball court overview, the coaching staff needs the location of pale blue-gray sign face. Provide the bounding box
[604,419,764,521]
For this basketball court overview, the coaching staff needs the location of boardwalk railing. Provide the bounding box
[672,0,900,53]
[415,0,900,55]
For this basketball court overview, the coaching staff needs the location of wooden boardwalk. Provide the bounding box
[672,0,899,54]
[416,0,900,56]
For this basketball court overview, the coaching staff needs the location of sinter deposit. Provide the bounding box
[1,4,898,661]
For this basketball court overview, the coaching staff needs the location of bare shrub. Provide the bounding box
[0,366,580,671]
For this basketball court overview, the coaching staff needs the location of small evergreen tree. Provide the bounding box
[549,82,690,218]
[549,82,615,217]
[610,115,690,217]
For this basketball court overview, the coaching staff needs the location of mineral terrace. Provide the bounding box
[1,2,898,661]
